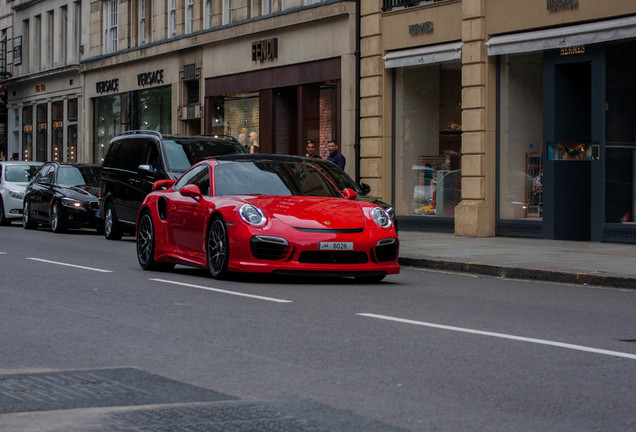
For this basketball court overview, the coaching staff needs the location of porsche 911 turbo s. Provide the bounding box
[136,155,399,281]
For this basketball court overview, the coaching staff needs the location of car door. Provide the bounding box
[114,139,150,225]
[168,165,210,262]
[30,164,55,221]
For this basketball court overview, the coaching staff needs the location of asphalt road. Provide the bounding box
[1,223,635,431]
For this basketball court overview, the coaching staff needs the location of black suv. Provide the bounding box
[99,131,245,239]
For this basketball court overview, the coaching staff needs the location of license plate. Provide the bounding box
[95,210,100,218]
[318,242,353,251]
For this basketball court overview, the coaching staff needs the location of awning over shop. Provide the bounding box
[486,15,636,56]
[383,42,462,68]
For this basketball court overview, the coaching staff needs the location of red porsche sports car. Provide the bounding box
[136,154,399,281]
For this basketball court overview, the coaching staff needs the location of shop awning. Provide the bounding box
[383,42,462,68]
[486,16,636,56]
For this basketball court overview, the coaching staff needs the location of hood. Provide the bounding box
[58,185,100,200]
[248,196,367,230]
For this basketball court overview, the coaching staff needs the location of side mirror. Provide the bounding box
[38,177,52,186]
[138,164,154,173]
[152,179,176,191]
[358,182,371,195]
[342,187,357,200]
[180,184,202,201]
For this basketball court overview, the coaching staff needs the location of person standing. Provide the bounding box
[249,132,260,153]
[305,140,321,158]
[327,139,345,169]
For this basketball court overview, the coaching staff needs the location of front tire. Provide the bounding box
[104,202,122,240]
[0,198,8,225]
[207,217,229,279]
[50,201,65,233]
[22,199,36,230]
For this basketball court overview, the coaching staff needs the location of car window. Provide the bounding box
[57,166,100,187]
[214,161,341,197]
[163,138,244,174]
[106,139,147,171]
[5,165,40,183]
[174,164,210,196]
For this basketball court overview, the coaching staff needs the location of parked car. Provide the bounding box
[0,161,42,225]
[136,155,399,282]
[99,131,246,240]
[23,162,101,233]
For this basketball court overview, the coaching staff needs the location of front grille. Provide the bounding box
[250,237,290,260]
[292,226,364,234]
[89,201,99,210]
[298,251,368,264]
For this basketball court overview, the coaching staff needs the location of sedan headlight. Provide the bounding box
[371,207,392,228]
[61,198,83,208]
[9,191,23,200]
[240,204,266,226]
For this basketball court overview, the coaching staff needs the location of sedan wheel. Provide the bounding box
[50,201,65,233]
[22,200,36,230]
[0,198,8,225]
[104,203,122,240]
[207,217,229,279]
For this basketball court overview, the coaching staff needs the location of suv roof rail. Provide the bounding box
[117,130,163,138]
[202,133,239,141]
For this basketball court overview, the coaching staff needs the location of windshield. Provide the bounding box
[164,138,245,174]
[214,161,342,197]
[308,159,359,191]
[5,165,41,183]
[57,166,100,187]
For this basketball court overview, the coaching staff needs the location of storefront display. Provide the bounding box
[393,61,462,218]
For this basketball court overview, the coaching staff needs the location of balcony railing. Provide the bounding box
[382,0,448,11]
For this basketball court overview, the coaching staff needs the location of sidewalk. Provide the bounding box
[398,231,636,289]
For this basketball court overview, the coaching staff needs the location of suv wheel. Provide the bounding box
[104,203,123,240]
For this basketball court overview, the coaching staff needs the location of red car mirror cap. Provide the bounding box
[342,188,357,200]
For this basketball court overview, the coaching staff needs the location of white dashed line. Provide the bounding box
[26,258,113,273]
[358,313,636,360]
[150,278,293,303]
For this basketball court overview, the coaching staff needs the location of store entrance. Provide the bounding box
[543,53,603,241]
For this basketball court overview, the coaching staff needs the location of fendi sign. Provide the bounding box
[252,38,278,62]
[547,0,578,12]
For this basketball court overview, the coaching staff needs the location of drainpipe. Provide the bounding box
[354,0,361,183]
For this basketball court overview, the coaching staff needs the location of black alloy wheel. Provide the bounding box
[50,201,65,233]
[207,217,229,279]
[22,199,36,230]
[104,202,122,240]
[136,211,174,271]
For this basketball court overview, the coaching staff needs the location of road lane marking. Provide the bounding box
[26,258,113,273]
[357,313,636,361]
[150,278,293,303]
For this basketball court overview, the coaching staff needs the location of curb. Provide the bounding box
[398,257,636,290]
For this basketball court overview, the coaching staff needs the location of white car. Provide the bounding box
[0,161,43,225]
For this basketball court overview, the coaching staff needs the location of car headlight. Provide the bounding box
[9,191,23,200]
[371,207,392,228]
[240,204,266,226]
[61,198,83,208]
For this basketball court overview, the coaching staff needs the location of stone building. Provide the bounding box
[364,0,636,243]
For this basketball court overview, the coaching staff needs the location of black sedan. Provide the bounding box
[23,162,102,233]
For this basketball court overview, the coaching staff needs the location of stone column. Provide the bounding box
[455,0,496,237]
[359,1,385,199]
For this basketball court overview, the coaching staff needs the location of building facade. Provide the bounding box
[3,0,86,163]
[81,0,357,169]
[363,0,636,243]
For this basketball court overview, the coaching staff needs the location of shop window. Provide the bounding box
[36,103,47,162]
[394,61,462,218]
[22,106,33,161]
[211,93,260,149]
[498,53,544,220]
[94,94,124,163]
[605,41,636,224]
[133,86,171,133]
[52,101,63,161]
